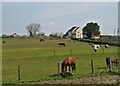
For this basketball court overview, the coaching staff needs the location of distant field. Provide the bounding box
[2,37,118,84]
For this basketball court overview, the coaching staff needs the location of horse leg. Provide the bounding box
[71,65,75,74]
[94,49,97,52]
[61,63,66,74]
[61,63,64,74]
[72,64,75,73]
[111,62,113,66]
[69,65,71,72]
[71,65,74,74]
[65,66,67,72]
[74,64,76,72]
[116,59,118,66]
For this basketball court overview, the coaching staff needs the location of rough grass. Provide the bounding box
[2,37,119,84]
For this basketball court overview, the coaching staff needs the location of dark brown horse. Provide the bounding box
[61,56,76,74]
[106,57,118,66]
[40,38,44,42]
[111,57,118,66]
[58,42,65,47]
[3,40,6,44]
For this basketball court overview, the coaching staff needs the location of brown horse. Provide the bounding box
[40,38,44,42]
[3,40,6,44]
[106,57,118,66]
[111,57,118,66]
[61,56,76,74]
[58,42,65,47]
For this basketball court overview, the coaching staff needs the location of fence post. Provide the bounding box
[71,50,72,55]
[58,63,60,75]
[91,60,94,74]
[102,48,104,53]
[54,50,55,56]
[18,65,20,81]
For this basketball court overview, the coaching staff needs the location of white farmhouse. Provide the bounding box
[64,26,83,39]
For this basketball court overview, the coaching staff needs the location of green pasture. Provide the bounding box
[2,37,118,84]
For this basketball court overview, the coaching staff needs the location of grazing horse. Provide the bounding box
[92,44,100,52]
[111,57,118,66]
[93,44,98,52]
[96,45,100,48]
[61,56,76,74]
[3,40,6,44]
[40,38,44,42]
[105,44,109,49]
[106,57,118,67]
[58,42,65,47]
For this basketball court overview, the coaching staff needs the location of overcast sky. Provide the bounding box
[1,1,118,36]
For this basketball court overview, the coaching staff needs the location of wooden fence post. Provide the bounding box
[58,63,60,75]
[18,65,20,81]
[54,50,55,56]
[91,60,94,74]
[102,48,104,53]
[71,50,72,55]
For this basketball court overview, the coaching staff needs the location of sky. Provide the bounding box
[1,1,119,36]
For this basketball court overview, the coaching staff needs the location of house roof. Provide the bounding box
[65,26,79,35]
[74,26,79,32]
[70,26,77,31]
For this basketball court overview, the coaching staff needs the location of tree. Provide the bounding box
[83,22,100,39]
[26,23,41,36]
[49,32,64,38]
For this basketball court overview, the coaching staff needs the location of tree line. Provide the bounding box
[26,22,101,39]
[2,22,101,39]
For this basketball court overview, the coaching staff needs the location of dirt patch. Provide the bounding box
[32,75,120,84]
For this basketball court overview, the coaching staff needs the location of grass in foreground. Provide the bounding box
[2,37,119,84]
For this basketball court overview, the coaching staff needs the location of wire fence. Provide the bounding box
[2,48,119,83]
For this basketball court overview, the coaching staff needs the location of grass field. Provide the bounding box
[2,37,119,84]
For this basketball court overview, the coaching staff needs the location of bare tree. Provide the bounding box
[26,23,41,36]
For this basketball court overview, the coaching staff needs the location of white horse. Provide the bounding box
[105,44,109,49]
[92,44,100,52]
